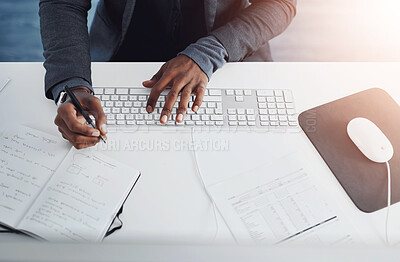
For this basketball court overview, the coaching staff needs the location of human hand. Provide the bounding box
[54,87,107,149]
[143,55,208,124]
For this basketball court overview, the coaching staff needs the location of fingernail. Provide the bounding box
[92,130,100,137]
[193,105,199,112]
[146,105,152,113]
[161,115,168,124]
[101,124,108,134]
[177,113,183,122]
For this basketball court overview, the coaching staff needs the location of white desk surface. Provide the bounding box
[1,62,400,245]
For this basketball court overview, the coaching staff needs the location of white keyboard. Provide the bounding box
[94,87,297,130]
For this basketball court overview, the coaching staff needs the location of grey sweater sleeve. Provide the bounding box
[178,35,228,81]
[39,0,92,101]
[211,0,297,62]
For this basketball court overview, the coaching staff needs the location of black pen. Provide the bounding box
[64,85,106,143]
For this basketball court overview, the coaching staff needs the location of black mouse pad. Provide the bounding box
[298,88,400,213]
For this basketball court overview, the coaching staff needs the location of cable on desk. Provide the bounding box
[190,127,219,242]
[385,161,391,246]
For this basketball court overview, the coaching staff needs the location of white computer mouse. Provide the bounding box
[347,117,394,163]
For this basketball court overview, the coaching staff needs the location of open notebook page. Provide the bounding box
[18,148,140,242]
[0,126,69,228]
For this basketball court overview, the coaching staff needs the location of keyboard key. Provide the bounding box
[227,108,236,114]
[107,120,116,125]
[105,101,113,107]
[112,108,120,114]
[203,96,222,102]
[270,122,279,126]
[101,95,110,101]
[127,120,135,125]
[94,88,103,94]
[131,108,139,114]
[279,115,288,121]
[196,121,204,126]
[137,120,145,125]
[116,89,128,94]
[105,88,114,94]
[192,115,200,121]
[275,97,284,103]
[260,115,269,121]
[229,121,238,126]
[209,89,222,96]
[140,108,147,114]
[268,109,277,115]
[267,103,276,109]
[126,114,134,120]
[100,101,105,107]
[138,95,146,101]
[205,121,214,126]
[201,115,210,121]
[146,120,155,125]
[246,109,255,115]
[238,122,247,126]
[284,90,294,102]
[115,101,123,107]
[211,115,223,121]
[287,109,296,115]
[286,103,294,109]
[238,115,246,121]
[226,90,234,95]
[278,109,286,114]
[235,96,244,102]
[129,95,137,101]
[277,103,285,109]
[247,115,256,121]
[266,97,275,102]
[186,121,195,125]
[136,115,144,120]
[258,103,267,109]
[279,121,289,126]
[259,109,268,115]
[206,108,214,114]
[107,114,115,120]
[228,115,237,121]
[244,90,252,96]
[207,102,216,108]
[111,95,119,101]
[237,109,245,114]
[257,90,274,96]
[257,97,266,102]
[103,108,111,114]
[116,114,124,120]
[133,101,141,107]
[274,90,283,96]
[144,114,152,120]
[270,115,278,121]
[248,122,256,126]
[235,90,243,95]
[216,121,224,126]
[288,115,297,122]
[289,122,297,126]
[260,122,269,126]
[124,101,132,107]
[215,108,223,114]
[120,95,128,101]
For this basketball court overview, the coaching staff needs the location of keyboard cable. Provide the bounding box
[190,127,220,242]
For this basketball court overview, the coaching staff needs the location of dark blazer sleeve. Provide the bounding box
[211,0,297,62]
[39,0,93,100]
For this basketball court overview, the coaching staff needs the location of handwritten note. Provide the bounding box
[0,126,69,228]
[18,148,140,242]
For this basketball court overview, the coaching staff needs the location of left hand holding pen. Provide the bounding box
[143,55,208,124]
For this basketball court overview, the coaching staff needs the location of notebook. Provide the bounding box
[298,88,400,213]
[0,125,141,241]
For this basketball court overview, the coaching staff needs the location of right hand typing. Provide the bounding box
[54,86,107,149]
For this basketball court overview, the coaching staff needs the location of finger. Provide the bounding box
[60,103,101,137]
[160,79,187,124]
[143,64,165,88]
[176,83,195,123]
[146,73,173,113]
[58,119,100,149]
[192,84,207,112]
[84,96,108,137]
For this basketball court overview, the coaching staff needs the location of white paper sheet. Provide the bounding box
[0,126,69,227]
[18,148,140,242]
[209,152,360,246]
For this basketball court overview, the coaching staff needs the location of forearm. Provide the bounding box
[178,36,228,81]
[211,0,297,62]
[39,0,92,100]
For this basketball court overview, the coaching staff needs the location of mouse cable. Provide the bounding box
[385,161,391,246]
[190,127,219,242]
